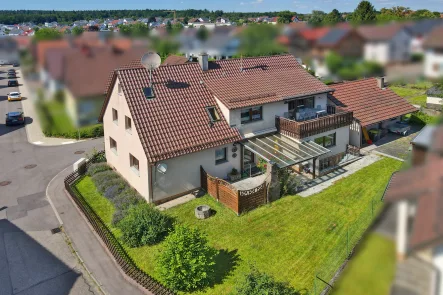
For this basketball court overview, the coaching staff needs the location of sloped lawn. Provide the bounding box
[331,233,396,295]
[75,157,401,294]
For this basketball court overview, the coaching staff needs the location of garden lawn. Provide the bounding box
[389,81,432,107]
[331,233,396,295]
[36,100,103,138]
[75,157,401,295]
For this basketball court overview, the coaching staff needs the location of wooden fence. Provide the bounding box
[64,151,175,295]
[200,166,267,215]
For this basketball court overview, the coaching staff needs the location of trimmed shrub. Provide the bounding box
[91,170,119,192]
[87,163,111,176]
[103,179,128,200]
[159,225,217,292]
[233,267,300,295]
[112,188,144,225]
[409,111,440,126]
[118,203,173,247]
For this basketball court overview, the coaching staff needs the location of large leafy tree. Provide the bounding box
[71,26,84,36]
[352,1,376,24]
[34,28,62,41]
[238,23,287,57]
[307,10,326,27]
[277,10,294,24]
[410,9,438,20]
[323,9,343,25]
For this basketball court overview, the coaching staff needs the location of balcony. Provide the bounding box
[276,106,354,139]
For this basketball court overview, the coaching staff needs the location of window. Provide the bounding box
[117,83,122,94]
[288,97,314,112]
[314,133,336,148]
[143,86,155,99]
[112,108,118,124]
[205,106,220,122]
[125,116,132,133]
[241,106,263,124]
[215,147,227,165]
[110,137,117,154]
[129,154,139,174]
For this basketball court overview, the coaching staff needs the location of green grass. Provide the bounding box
[390,85,427,107]
[36,100,103,139]
[75,157,401,295]
[331,233,396,295]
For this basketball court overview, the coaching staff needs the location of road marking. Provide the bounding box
[62,141,75,145]
[33,141,44,145]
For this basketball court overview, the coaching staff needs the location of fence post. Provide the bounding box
[215,178,220,201]
[347,226,349,257]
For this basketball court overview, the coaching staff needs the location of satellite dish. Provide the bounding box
[157,163,168,174]
[141,52,161,71]
[141,52,161,89]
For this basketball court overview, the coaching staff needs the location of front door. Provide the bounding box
[243,149,256,176]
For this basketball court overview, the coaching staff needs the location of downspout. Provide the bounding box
[148,162,155,203]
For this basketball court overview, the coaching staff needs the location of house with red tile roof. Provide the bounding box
[284,27,331,64]
[383,124,443,295]
[357,23,412,65]
[328,77,417,147]
[99,54,361,203]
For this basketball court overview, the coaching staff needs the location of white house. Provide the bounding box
[408,19,443,54]
[423,25,443,79]
[99,54,363,204]
[358,23,411,65]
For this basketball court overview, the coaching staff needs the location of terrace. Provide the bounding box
[276,106,354,139]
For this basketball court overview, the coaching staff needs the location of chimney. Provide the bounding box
[198,52,208,71]
[376,77,385,89]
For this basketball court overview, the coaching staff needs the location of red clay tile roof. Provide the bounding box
[101,62,242,163]
[357,23,407,41]
[161,55,189,66]
[36,39,70,68]
[328,78,416,127]
[298,27,331,41]
[204,68,333,109]
[423,25,443,49]
[61,46,146,98]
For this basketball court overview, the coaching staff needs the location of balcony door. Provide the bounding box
[288,97,315,112]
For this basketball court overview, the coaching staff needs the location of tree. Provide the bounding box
[238,23,287,57]
[323,9,343,25]
[153,38,180,61]
[71,26,84,36]
[64,28,71,35]
[410,9,438,20]
[196,25,209,41]
[166,21,173,34]
[325,52,344,74]
[352,1,376,24]
[277,10,293,24]
[308,10,326,27]
[183,16,189,24]
[433,11,441,18]
[131,22,149,37]
[34,28,62,41]
[234,267,300,295]
[158,225,217,291]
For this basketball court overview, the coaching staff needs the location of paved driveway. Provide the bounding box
[0,65,104,295]
[373,125,423,160]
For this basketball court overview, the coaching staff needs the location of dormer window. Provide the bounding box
[206,106,220,122]
[143,86,155,99]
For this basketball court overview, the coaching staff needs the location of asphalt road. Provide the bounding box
[0,66,105,295]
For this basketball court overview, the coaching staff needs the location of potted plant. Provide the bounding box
[228,168,241,182]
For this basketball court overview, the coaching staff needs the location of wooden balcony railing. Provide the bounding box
[276,110,354,139]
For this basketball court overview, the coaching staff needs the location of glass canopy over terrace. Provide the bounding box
[243,133,331,169]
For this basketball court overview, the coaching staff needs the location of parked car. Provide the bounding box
[8,80,18,87]
[7,69,15,74]
[12,62,19,67]
[5,112,25,126]
[7,73,16,79]
[7,92,21,101]
[388,122,411,136]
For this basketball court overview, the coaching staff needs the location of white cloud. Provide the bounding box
[240,0,263,5]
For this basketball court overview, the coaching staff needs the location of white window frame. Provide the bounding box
[112,108,118,125]
[125,116,132,134]
[129,153,140,175]
[110,137,117,155]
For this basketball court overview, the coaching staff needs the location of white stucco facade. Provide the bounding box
[427,96,443,107]
[364,29,411,65]
[424,50,443,79]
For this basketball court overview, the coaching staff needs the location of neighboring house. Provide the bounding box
[0,37,19,65]
[284,27,331,65]
[8,28,24,36]
[329,77,417,147]
[423,25,443,79]
[384,124,443,295]
[358,23,411,65]
[99,54,359,204]
[216,17,231,26]
[426,86,443,111]
[187,18,216,30]
[408,19,443,54]
[123,18,134,24]
[310,28,364,78]
[44,44,146,126]
[179,26,239,60]
[161,55,189,66]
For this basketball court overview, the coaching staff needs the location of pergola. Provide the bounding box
[242,133,330,178]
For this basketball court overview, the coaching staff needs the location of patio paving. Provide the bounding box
[373,125,422,160]
[232,173,267,190]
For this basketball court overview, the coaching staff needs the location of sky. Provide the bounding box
[2,0,442,13]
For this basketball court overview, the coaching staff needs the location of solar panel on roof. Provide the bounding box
[143,86,155,99]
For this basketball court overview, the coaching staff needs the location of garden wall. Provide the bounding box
[200,166,267,215]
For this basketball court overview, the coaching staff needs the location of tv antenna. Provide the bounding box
[141,52,161,88]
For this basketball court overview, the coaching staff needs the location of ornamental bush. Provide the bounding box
[111,188,144,225]
[103,179,128,200]
[118,203,173,247]
[233,267,300,295]
[159,225,217,292]
[87,163,111,176]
